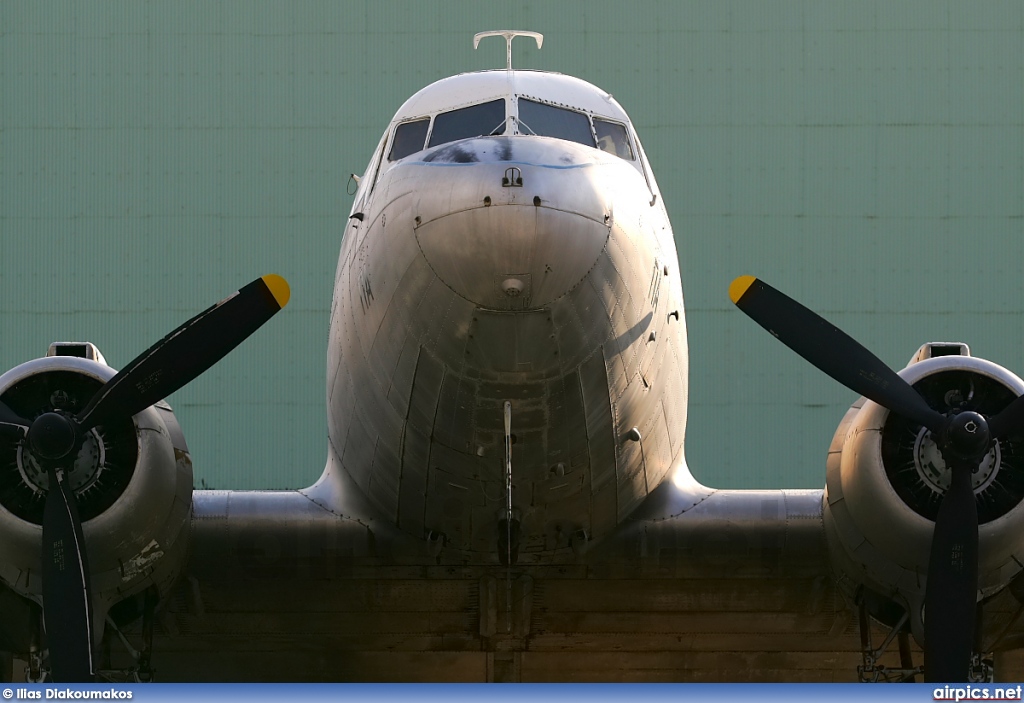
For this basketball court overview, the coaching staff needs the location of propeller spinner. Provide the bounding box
[1,274,289,682]
[729,275,1024,682]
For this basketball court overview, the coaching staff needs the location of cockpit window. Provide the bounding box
[389,118,430,161]
[517,98,595,148]
[428,99,506,148]
[594,118,635,160]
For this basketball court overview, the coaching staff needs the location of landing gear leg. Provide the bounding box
[96,587,158,683]
[27,605,44,683]
[856,598,922,683]
[897,631,915,682]
[969,602,994,683]
[0,651,12,683]
[135,588,157,682]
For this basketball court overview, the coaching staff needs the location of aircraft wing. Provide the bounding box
[111,483,1023,682]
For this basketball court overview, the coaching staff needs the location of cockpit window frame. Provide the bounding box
[381,98,512,170]
[426,98,508,149]
[378,93,646,181]
[593,117,636,161]
[515,96,596,149]
[388,117,432,162]
[514,94,592,138]
[513,94,639,164]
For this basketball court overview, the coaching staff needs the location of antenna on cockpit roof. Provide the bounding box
[473,30,544,71]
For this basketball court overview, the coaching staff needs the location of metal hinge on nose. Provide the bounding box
[502,167,523,187]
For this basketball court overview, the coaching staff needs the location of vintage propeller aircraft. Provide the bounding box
[2,30,1024,683]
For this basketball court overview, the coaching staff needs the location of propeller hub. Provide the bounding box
[19,430,104,495]
[914,428,1000,495]
[27,412,77,460]
[945,411,991,461]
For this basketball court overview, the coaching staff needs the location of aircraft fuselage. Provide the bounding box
[310,70,691,560]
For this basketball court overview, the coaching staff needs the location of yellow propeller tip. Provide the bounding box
[729,275,757,304]
[262,274,291,308]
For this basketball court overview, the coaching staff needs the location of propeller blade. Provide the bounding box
[75,274,290,431]
[729,275,947,433]
[729,275,986,680]
[41,467,94,682]
[0,398,30,438]
[28,275,288,680]
[988,392,1024,440]
[924,461,979,682]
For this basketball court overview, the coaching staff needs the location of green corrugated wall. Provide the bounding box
[1,1,1022,489]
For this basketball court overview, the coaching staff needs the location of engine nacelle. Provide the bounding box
[824,342,1024,643]
[0,349,193,631]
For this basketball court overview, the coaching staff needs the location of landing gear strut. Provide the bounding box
[96,587,158,683]
[27,605,44,683]
[856,599,922,682]
[856,599,993,682]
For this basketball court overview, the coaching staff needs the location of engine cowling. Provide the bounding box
[0,347,193,634]
[824,342,1024,644]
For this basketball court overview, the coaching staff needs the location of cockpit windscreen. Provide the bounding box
[517,98,594,148]
[594,118,634,160]
[389,118,430,161]
[428,99,506,148]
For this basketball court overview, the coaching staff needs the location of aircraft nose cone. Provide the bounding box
[414,163,611,309]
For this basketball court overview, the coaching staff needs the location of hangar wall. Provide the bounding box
[1,1,1022,489]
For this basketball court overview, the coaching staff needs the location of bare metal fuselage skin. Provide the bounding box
[309,76,689,558]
